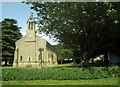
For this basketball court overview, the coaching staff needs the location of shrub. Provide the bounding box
[2,66,119,81]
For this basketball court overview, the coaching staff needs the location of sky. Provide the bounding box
[1,1,58,45]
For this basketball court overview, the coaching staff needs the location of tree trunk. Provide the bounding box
[68,58,69,62]
[103,53,109,67]
[83,59,89,67]
[4,59,7,66]
[61,60,63,64]
[92,58,94,63]
[83,53,89,67]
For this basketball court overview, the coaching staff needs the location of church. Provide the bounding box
[13,13,57,67]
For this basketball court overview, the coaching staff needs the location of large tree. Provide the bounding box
[26,2,120,66]
[1,18,22,66]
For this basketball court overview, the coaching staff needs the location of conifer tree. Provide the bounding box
[1,18,22,66]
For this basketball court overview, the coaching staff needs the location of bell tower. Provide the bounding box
[26,12,36,41]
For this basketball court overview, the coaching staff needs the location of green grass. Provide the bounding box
[2,65,120,87]
[2,77,119,85]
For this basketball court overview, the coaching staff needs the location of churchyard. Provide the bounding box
[2,64,120,86]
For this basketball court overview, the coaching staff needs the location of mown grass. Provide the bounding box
[2,77,119,85]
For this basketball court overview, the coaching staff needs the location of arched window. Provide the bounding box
[20,56,22,61]
[28,57,32,62]
[51,54,53,63]
[31,22,33,30]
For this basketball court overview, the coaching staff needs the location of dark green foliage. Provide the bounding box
[26,2,120,66]
[2,66,119,81]
[1,18,22,65]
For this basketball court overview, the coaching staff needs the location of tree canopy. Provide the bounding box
[1,18,22,65]
[26,2,120,66]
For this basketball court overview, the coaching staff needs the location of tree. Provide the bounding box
[1,18,22,66]
[26,2,120,66]
[54,44,73,64]
[0,23,2,65]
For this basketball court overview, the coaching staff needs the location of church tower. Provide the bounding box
[26,12,36,41]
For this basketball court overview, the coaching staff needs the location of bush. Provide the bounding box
[2,66,119,81]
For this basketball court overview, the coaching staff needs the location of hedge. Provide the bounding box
[2,66,120,81]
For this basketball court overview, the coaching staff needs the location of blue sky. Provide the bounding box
[1,2,36,34]
[1,2,58,45]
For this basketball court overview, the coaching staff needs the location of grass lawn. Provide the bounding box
[2,77,119,85]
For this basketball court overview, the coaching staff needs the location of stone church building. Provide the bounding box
[13,13,57,67]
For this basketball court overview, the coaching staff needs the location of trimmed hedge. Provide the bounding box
[2,66,119,81]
